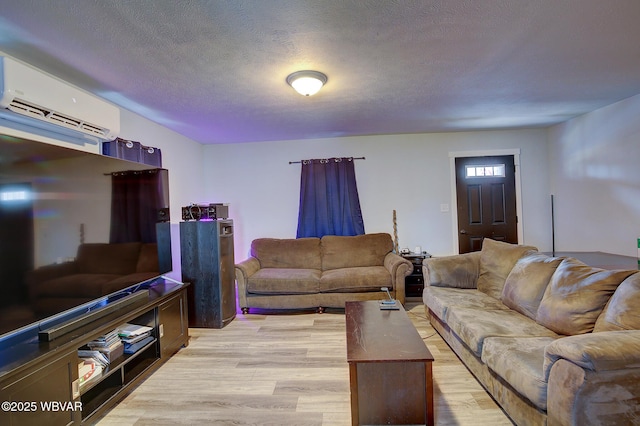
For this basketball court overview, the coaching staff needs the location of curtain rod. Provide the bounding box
[288,156,365,164]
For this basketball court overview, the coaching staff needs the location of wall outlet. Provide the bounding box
[440,203,449,212]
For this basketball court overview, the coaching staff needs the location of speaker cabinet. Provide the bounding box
[179,219,236,328]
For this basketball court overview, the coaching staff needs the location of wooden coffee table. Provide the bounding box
[345,300,434,425]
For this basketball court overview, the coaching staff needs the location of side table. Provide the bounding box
[402,252,431,298]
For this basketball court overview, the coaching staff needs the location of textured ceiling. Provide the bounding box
[1,0,640,144]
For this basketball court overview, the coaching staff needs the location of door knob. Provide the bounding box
[460,230,467,234]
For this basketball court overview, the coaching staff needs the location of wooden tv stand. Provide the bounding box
[0,279,189,425]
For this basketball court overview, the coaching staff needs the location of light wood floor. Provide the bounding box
[96,303,513,425]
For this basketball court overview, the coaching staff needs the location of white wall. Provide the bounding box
[201,129,551,261]
[548,93,640,257]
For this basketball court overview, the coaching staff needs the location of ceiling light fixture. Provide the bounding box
[286,70,327,96]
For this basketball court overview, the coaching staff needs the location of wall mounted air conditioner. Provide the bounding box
[0,56,120,145]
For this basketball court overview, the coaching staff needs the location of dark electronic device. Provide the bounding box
[0,135,173,345]
[181,203,229,221]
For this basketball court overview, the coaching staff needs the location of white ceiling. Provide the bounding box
[1,0,640,145]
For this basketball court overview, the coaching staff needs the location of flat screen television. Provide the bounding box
[0,133,172,343]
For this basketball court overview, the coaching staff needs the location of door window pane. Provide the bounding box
[465,164,505,178]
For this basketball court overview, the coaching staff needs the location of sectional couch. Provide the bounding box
[423,238,640,426]
[235,233,412,313]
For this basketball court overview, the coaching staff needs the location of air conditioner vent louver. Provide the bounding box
[81,123,106,136]
[8,98,109,138]
[49,112,82,128]
[7,99,48,119]
[0,56,120,144]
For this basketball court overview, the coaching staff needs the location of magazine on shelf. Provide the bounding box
[123,335,155,354]
[87,329,120,348]
[77,350,109,367]
[117,322,153,354]
[120,333,150,345]
[118,323,153,338]
[81,328,125,362]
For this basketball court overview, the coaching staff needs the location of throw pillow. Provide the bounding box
[476,238,537,299]
[536,258,636,335]
[501,252,563,319]
[594,272,640,332]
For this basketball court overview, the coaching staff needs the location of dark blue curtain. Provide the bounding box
[296,157,365,238]
[109,169,165,243]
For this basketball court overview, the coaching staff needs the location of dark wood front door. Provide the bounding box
[455,155,517,253]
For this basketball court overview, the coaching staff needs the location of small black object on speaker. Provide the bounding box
[157,207,170,222]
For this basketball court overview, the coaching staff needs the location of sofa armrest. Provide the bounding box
[422,251,480,289]
[383,252,412,305]
[235,257,261,308]
[235,257,261,281]
[543,330,640,378]
[546,339,640,425]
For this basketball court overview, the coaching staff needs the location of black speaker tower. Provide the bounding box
[179,219,236,328]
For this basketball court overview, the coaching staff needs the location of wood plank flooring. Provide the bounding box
[95,303,513,425]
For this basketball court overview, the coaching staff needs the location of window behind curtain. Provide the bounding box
[296,157,365,238]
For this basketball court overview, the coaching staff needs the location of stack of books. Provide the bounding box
[85,329,124,362]
[118,323,154,354]
[77,327,124,388]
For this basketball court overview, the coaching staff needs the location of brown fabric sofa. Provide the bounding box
[423,238,640,426]
[27,242,160,315]
[235,233,412,313]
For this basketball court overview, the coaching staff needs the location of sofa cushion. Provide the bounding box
[477,239,537,299]
[251,238,321,269]
[594,272,640,332]
[482,336,557,411]
[246,268,321,294]
[76,242,142,275]
[424,252,481,289]
[536,258,636,335]
[501,252,563,320]
[319,266,391,292]
[321,233,392,271]
[447,307,558,357]
[423,287,509,322]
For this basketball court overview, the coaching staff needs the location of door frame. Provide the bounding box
[449,149,523,254]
